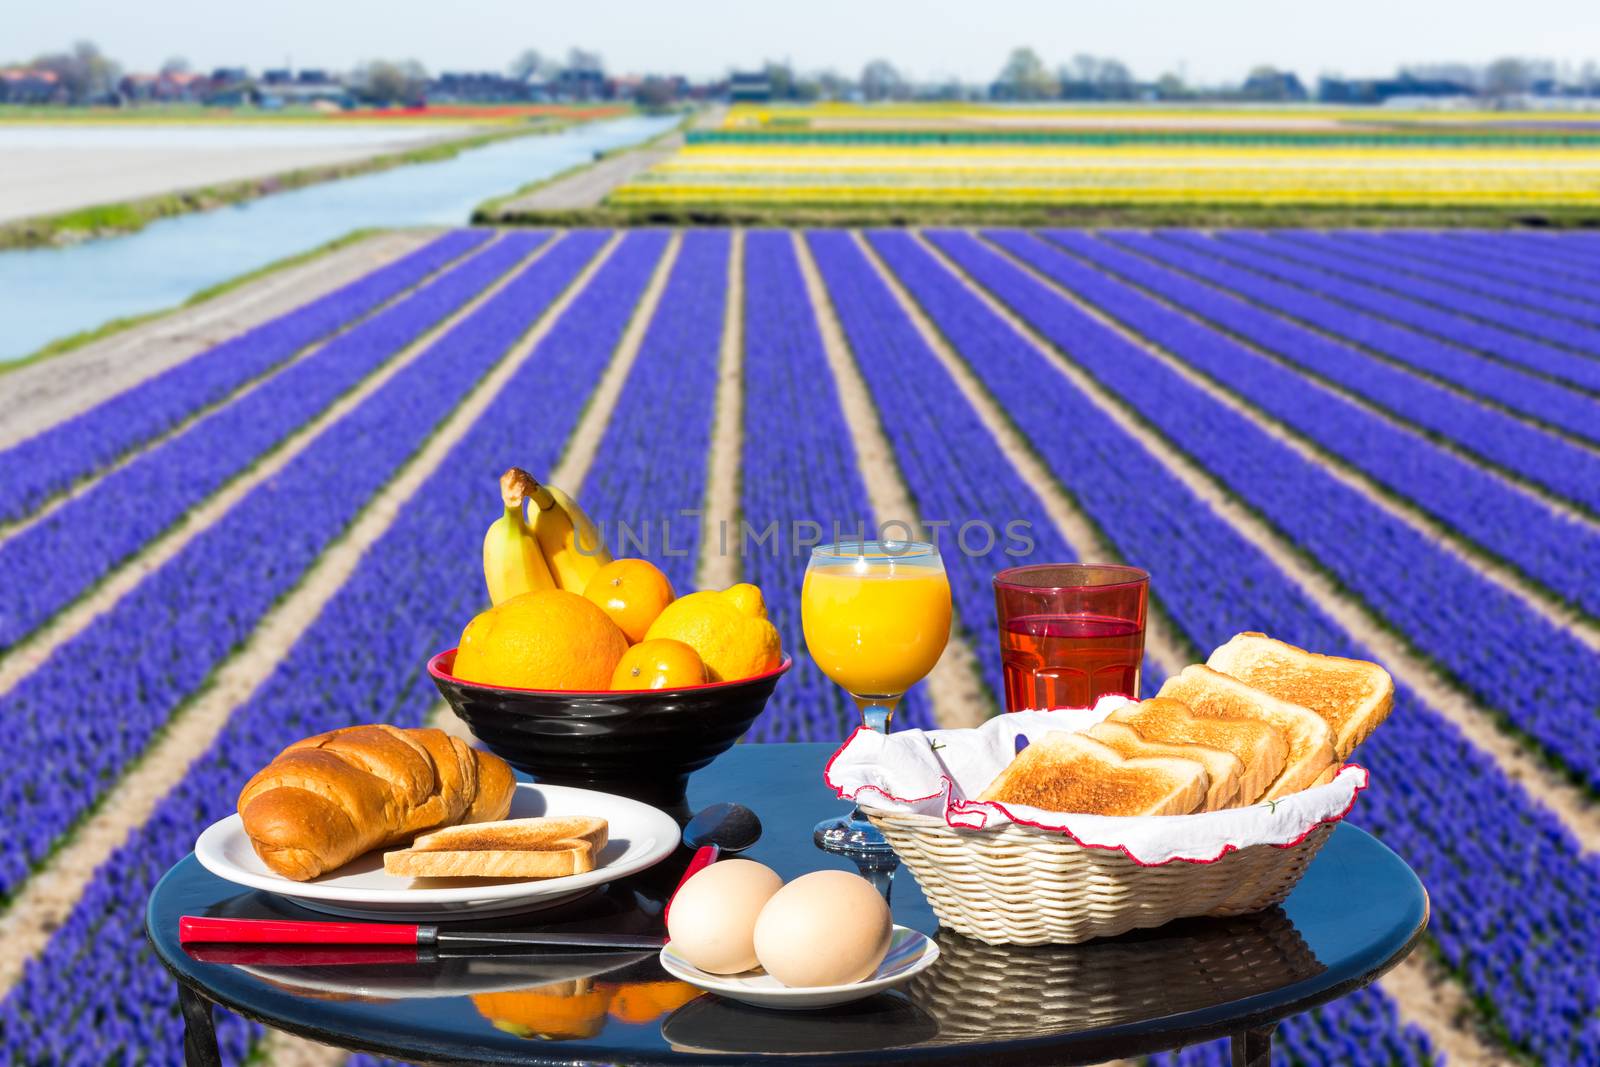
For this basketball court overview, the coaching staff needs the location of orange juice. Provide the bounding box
[801,562,952,698]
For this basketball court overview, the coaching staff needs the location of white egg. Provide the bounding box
[752,869,893,988]
[665,859,783,974]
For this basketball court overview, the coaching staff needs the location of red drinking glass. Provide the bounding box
[993,563,1149,712]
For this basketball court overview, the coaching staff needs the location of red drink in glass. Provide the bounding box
[993,565,1149,712]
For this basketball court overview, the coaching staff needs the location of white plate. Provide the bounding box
[195,783,680,921]
[659,926,938,1010]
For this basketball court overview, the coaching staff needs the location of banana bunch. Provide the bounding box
[482,467,614,604]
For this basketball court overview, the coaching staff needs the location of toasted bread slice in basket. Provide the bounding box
[1107,696,1287,807]
[383,815,608,879]
[1159,666,1335,801]
[1207,632,1394,760]
[1087,720,1244,812]
[978,731,1209,817]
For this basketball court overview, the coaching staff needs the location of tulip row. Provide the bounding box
[1218,230,1600,376]
[1281,231,1600,331]
[1108,230,1600,461]
[0,235,542,653]
[948,229,1600,790]
[804,230,1166,701]
[582,230,730,595]
[896,229,1600,1063]
[737,230,933,740]
[854,229,1437,1061]
[1431,231,1600,278]
[1148,986,1436,1066]
[0,231,587,900]
[0,230,488,529]
[0,231,676,1064]
[1037,230,1600,519]
[1015,228,1600,620]
[1146,231,1600,421]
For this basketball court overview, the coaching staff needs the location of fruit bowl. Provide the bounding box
[427,649,791,812]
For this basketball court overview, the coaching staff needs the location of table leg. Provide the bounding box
[178,984,223,1067]
[1231,1025,1274,1067]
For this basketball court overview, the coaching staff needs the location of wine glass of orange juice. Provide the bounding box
[802,540,951,855]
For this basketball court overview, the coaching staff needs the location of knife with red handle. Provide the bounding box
[179,916,664,951]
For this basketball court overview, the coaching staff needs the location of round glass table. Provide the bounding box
[147,742,1428,1065]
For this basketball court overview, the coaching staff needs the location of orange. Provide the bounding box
[610,639,707,690]
[472,982,613,1040]
[583,558,675,644]
[453,589,628,691]
[602,980,701,1023]
[642,583,782,683]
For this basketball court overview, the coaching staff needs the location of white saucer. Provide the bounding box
[658,926,938,1010]
[195,782,679,921]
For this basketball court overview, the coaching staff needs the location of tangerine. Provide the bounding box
[582,558,675,644]
[610,639,707,690]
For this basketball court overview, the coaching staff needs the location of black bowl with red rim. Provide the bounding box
[428,650,791,812]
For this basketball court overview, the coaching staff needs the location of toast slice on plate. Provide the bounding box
[978,730,1209,816]
[383,815,608,879]
[1086,720,1244,812]
[1159,666,1335,801]
[1208,632,1394,760]
[1106,696,1287,807]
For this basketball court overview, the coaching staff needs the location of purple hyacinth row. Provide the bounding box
[1109,231,1600,450]
[739,230,916,741]
[1152,230,1600,399]
[0,231,588,900]
[0,235,544,653]
[0,230,671,1065]
[944,229,1600,791]
[1039,230,1600,518]
[1148,986,1437,1066]
[1285,230,1600,330]
[807,230,1155,706]
[1220,230,1600,366]
[582,230,729,594]
[1009,229,1600,617]
[881,231,1600,1064]
[0,229,489,528]
[1423,231,1600,288]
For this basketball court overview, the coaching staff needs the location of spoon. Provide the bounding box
[682,802,762,856]
[665,803,762,922]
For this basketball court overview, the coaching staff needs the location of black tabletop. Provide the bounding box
[147,742,1428,1066]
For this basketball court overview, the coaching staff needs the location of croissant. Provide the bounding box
[238,724,516,880]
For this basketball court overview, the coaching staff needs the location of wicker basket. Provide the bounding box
[864,806,1333,946]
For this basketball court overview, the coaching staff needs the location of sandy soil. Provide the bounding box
[492,131,684,213]
[0,230,432,449]
[0,125,478,224]
[699,231,746,590]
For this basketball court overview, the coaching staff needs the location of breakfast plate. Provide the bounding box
[658,926,938,1010]
[195,783,680,921]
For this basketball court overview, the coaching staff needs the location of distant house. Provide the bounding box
[262,68,293,86]
[555,66,606,101]
[0,67,63,105]
[729,71,771,103]
[119,70,206,103]
[1318,74,1475,104]
[430,71,530,102]
[1241,69,1308,102]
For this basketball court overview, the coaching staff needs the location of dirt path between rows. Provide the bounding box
[866,231,1193,682]
[0,231,432,449]
[699,231,746,591]
[930,231,1570,1066]
[491,131,684,214]
[1016,233,1600,651]
[0,237,520,697]
[791,232,988,729]
[0,233,608,1000]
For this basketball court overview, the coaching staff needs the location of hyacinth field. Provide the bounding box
[2,224,1599,1067]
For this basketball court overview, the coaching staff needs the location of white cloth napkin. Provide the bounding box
[823,697,1367,866]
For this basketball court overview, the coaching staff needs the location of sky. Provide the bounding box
[8,0,1600,86]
